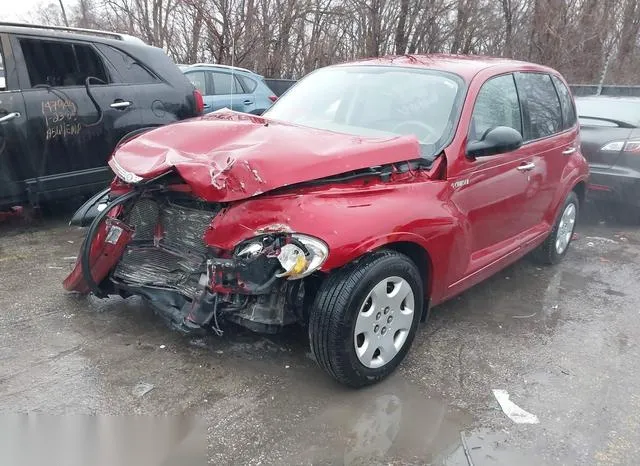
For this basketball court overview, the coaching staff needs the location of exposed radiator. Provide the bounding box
[113,196,219,297]
[113,247,203,298]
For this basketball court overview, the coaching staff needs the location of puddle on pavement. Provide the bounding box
[435,428,542,466]
[274,375,471,464]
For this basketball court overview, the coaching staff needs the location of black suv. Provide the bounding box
[0,22,203,210]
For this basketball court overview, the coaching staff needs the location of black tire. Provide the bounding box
[533,190,579,265]
[309,250,424,387]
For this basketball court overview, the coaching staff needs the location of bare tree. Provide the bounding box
[30,0,640,82]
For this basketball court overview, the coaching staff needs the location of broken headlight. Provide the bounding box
[236,233,329,280]
[109,157,143,184]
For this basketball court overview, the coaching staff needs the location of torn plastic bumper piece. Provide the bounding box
[63,218,133,294]
[69,187,111,227]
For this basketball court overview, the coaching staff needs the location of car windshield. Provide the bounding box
[575,99,640,127]
[263,65,466,159]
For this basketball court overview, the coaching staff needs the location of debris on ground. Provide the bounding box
[132,382,155,398]
[460,431,476,466]
[492,389,539,424]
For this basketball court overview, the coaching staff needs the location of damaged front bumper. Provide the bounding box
[64,189,326,334]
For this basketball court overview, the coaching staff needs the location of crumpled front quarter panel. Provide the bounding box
[204,179,460,302]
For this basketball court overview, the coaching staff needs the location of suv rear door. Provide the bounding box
[10,34,119,204]
[206,70,254,113]
[0,34,30,208]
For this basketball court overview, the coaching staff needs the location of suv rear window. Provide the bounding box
[19,38,109,87]
[515,72,562,140]
[238,75,257,93]
[210,72,243,95]
[95,44,158,83]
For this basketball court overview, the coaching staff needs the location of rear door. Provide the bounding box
[513,72,574,227]
[207,70,254,113]
[0,34,30,207]
[10,34,115,203]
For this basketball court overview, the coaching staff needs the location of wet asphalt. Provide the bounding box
[0,200,639,465]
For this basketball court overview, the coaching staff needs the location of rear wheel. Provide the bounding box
[533,191,579,265]
[309,251,423,387]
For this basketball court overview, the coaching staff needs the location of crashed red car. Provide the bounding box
[65,55,589,387]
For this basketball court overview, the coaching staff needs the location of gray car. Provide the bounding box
[180,63,277,115]
[576,96,640,209]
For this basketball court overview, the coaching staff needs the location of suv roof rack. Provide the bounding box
[0,22,146,44]
[186,63,256,74]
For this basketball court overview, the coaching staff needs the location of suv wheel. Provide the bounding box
[309,250,423,387]
[533,191,579,265]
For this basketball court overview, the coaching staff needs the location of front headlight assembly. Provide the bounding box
[236,233,329,280]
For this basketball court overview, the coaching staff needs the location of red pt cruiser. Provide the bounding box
[65,55,589,387]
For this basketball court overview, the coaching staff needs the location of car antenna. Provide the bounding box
[230,32,235,112]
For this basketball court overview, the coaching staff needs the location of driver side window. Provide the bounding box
[470,74,522,142]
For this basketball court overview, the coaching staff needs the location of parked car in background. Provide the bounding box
[65,55,588,387]
[180,63,277,115]
[575,96,640,210]
[0,22,203,211]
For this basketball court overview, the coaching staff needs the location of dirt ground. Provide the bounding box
[1,201,639,465]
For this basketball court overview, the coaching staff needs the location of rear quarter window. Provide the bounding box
[551,75,577,130]
[238,75,257,93]
[95,44,159,84]
[515,72,563,141]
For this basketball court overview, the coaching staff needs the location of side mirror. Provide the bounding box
[466,126,523,158]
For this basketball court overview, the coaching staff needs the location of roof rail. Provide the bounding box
[187,63,256,74]
[0,22,146,44]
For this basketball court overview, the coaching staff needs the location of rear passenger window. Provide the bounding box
[551,75,577,129]
[210,72,243,95]
[95,44,158,83]
[515,73,562,140]
[19,38,109,87]
[238,75,257,93]
[469,74,522,141]
[185,71,207,94]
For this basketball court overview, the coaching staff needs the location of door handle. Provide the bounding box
[517,162,536,172]
[0,112,20,123]
[562,147,577,155]
[203,103,211,108]
[110,101,131,110]
[243,99,253,105]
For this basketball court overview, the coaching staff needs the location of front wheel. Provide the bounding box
[309,251,424,387]
[533,191,579,265]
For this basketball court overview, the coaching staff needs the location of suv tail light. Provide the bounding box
[193,89,204,115]
[601,140,640,153]
[268,95,278,103]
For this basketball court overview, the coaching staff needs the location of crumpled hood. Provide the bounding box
[110,110,421,202]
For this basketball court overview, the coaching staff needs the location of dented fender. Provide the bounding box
[203,175,461,303]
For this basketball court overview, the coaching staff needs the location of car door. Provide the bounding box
[514,72,575,227]
[449,73,540,282]
[207,70,254,113]
[10,34,115,204]
[0,34,30,208]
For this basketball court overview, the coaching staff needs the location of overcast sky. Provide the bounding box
[4,0,74,21]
